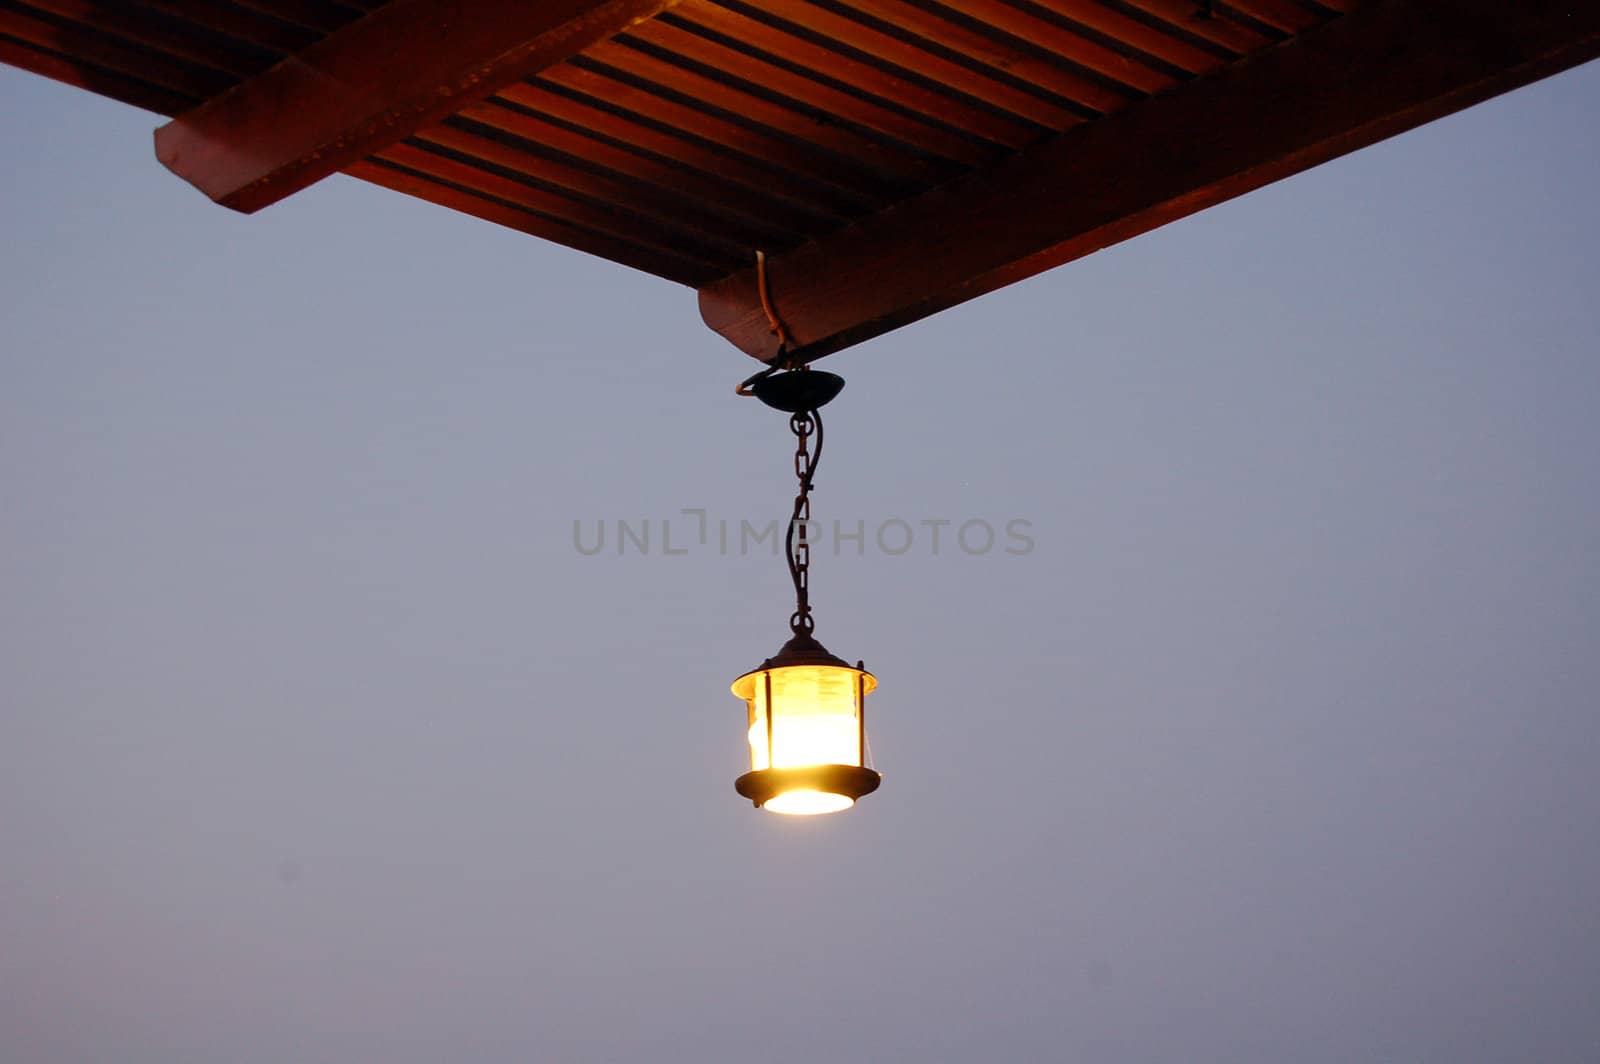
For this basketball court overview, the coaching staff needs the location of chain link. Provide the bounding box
[787,409,818,634]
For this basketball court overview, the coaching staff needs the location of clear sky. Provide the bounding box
[2,56,1598,1064]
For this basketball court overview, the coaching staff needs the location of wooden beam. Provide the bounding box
[153,0,683,213]
[699,0,1600,362]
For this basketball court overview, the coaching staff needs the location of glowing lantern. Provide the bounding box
[732,632,879,815]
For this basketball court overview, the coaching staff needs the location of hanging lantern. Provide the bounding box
[729,363,881,815]
[732,632,878,814]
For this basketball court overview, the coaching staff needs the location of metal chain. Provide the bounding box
[785,406,822,634]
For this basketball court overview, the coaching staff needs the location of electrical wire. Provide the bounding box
[756,249,794,361]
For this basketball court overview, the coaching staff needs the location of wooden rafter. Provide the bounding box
[698,0,1600,362]
[153,0,685,213]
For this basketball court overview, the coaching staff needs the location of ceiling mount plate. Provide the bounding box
[750,369,844,413]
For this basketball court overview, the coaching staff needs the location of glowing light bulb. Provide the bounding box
[764,790,855,815]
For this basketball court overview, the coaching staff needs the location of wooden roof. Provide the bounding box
[4,0,1597,360]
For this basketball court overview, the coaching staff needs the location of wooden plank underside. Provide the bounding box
[153,0,685,213]
[699,0,1600,362]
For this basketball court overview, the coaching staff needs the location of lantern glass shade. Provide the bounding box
[746,664,863,770]
[731,649,879,816]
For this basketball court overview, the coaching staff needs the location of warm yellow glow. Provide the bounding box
[745,664,861,771]
[745,715,856,770]
[732,660,877,815]
[763,790,855,816]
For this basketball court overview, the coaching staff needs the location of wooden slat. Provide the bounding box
[673,1,1049,148]
[587,36,953,185]
[1112,0,1273,54]
[414,120,775,256]
[932,0,1178,95]
[455,97,827,238]
[21,0,261,76]
[226,0,360,34]
[0,7,229,96]
[541,60,901,205]
[628,15,998,165]
[825,0,1130,115]
[347,157,722,285]
[132,0,320,55]
[155,0,687,213]
[1024,0,1229,73]
[492,79,862,220]
[698,0,1600,361]
[372,139,740,275]
[1223,0,1319,35]
[731,0,1089,130]
[0,32,193,112]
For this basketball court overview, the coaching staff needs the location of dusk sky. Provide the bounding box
[3,55,1598,1063]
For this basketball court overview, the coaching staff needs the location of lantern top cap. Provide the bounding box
[759,629,853,670]
[730,630,877,698]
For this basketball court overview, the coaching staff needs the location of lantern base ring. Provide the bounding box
[735,765,881,809]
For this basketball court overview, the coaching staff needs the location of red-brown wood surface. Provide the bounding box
[931,0,1178,94]
[1113,0,1275,53]
[699,0,1600,361]
[449,97,825,240]
[532,61,901,207]
[346,151,724,286]
[1023,0,1230,74]
[228,0,361,34]
[0,6,231,98]
[487,79,863,222]
[0,32,193,113]
[409,122,763,263]
[668,3,1044,152]
[622,16,995,167]
[577,36,952,189]
[130,0,323,56]
[1225,0,1319,35]
[21,0,258,77]
[822,0,1132,117]
[153,0,687,212]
